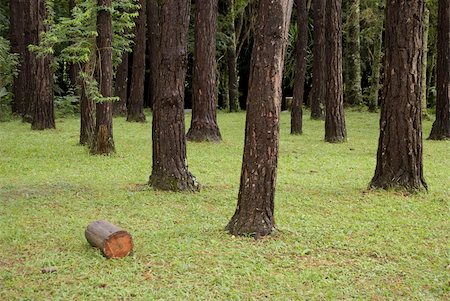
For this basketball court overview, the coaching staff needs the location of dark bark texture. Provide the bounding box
[31,0,55,130]
[226,0,293,237]
[113,53,129,116]
[149,0,199,191]
[370,0,427,191]
[187,0,222,142]
[429,0,450,140]
[324,0,346,143]
[9,0,27,116]
[309,0,326,119]
[91,0,115,155]
[127,0,147,122]
[291,0,308,135]
[147,0,160,110]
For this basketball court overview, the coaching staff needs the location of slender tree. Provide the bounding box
[149,0,198,191]
[79,60,96,146]
[309,0,326,119]
[226,0,293,237]
[368,18,383,113]
[324,0,346,143]
[291,0,308,135]
[370,0,427,191]
[9,0,27,116]
[226,0,240,112]
[429,0,450,140]
[343,0,362,106]
[127,0,146,122]
[31,0,55,130]
[421,4,430,119]
[91,0,115,154]
[187,0,222,142]
[146,0,160,110]
[113,52,129,116]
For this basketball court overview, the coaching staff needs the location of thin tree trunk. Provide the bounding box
[226,0,293,237]
[421,5,430,119]
[113,52,129,116]
[291,0,308,135]
[9,0,27,116]
[149,0,198,191]
[68,0,78,88]
[226,0,240,112]
[31,0,55,130]
[127,0,147,122]
[368,22,383,112]
[429,0,450,140]
[79,62,96,146]
[309,0,326,119]
[91,0,115,155]
[187,0,222,142]
[324,0,346,143]
[370,0,427,191]
[343,0,362,106]
[147,0,160,111]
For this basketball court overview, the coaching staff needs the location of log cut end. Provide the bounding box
[85,220,133,259]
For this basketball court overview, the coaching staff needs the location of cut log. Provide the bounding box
[85,220,133,259]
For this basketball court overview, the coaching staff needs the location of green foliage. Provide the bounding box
[30,0,139,103]
[0,111,448,299]
[0,37,19,122]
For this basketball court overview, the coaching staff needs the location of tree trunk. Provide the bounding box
[147,0,160,111]
[68,0,79,88]
[79,62,96,146]
[9,0,27,116]
[31,0,55,131]
[127,0,147,123]
[226,0,240,112]
[421,5,430,119]
[370,0,427,191]
[149,0,198,191]
[187,0,222,142]
[91,0,115,155]
[291,0,308,135]
[368,21,383,113]
[429,0,450,140]
[113,52,129,116]
[343,0,362,106]
[324,0,346,143]
[309,0,326,119]
[226,0,293,237]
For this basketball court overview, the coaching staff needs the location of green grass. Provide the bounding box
[0,110,449,300]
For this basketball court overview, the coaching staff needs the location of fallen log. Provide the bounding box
[85,220,133,259]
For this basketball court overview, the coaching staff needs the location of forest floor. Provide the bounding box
[0,110,449,300]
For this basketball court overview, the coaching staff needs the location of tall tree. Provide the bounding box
[291,0,308,135]
[370,0,427,191]
[226,0,240,112]
[91,0,115,154]
[324,0,346,143]
[421,4,430,119]
[309,0,326,119]
[226,0,293,237]
[113,52,129,116]
[429,0,450,140]
[343,0,362,106]
[149,0,198,191]
[79,60,96,146]
[31,0,55,130]
[146,0,160,110]
[368,18,383,113]
[127,0,146,122]
[187,0,222,142]
[9,0,27,117]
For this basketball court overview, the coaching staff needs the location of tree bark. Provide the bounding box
[429,0,450,140]
[309,0,326,119]
[31,0,55,130]
[226,0,293,237]
[187,0,222,142]
[113,52,129,116]
[421,5,430,119]
[370,0,427,191]
[91,0,115,155]
[149,0,199,191]
[324,0,346,143]
[79,62,96,146]
[368,21,383,113]
[147,0,160,111]
[343,0,362,106]
[9,0,27,116]
[291,0,308,135]
[127,0,147,122]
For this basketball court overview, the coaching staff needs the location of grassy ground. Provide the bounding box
[0,110,449,300]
